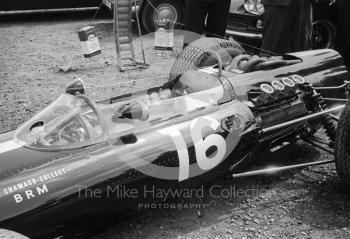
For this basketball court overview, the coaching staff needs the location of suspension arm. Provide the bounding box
[260,105,345,134]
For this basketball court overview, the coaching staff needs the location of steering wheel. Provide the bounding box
[75,94,109,136]
[58,117,89,144]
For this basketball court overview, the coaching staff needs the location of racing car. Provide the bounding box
[0,37,350,238]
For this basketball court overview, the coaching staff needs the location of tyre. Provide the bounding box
[141,0,184,33]
[169,38,244,81]
[335,103,350,186]
[312,20,337,49]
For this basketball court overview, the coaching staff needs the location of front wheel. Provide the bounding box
[141,0,184,33]
[335,103,350,186]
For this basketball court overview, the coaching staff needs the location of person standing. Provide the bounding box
[261,0,313,55]
[184,0,231,45]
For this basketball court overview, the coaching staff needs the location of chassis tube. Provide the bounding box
[232,159,334,178]
[261,105,345,134]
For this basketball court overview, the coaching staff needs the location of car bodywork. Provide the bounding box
[227,0,338,50]
[226,0,263,40]
[0,43,349,237]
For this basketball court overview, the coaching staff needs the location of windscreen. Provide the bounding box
[13,94,105,150]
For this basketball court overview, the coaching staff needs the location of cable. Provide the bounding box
[90,0,104,24]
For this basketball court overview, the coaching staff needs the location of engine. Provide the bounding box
[247,75,309,129]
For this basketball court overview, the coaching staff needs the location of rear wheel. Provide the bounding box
[169,38,244,81]
[141,0,184,33]
[335,103,350,186]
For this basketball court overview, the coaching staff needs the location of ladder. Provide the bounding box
[113,0,148,72]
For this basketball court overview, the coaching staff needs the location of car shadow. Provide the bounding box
[288,174,350,230]
[52,141,330,239]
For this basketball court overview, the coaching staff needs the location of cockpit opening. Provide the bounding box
[13,70,228,150]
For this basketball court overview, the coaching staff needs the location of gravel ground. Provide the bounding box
[1,11,350,239]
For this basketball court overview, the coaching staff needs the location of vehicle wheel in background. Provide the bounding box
[141,0,184,33]
[312,20,337,49]
[169,38,244,81]
[335,103,350,186]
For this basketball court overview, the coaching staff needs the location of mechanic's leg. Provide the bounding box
[206,0,231,38]
[304,1,313,50]
[184,0,208,46]
[261,5,292,55]
[291,0,312,52]
[337,0,350,71]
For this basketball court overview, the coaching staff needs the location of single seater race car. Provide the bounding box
[0,37,349,238]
